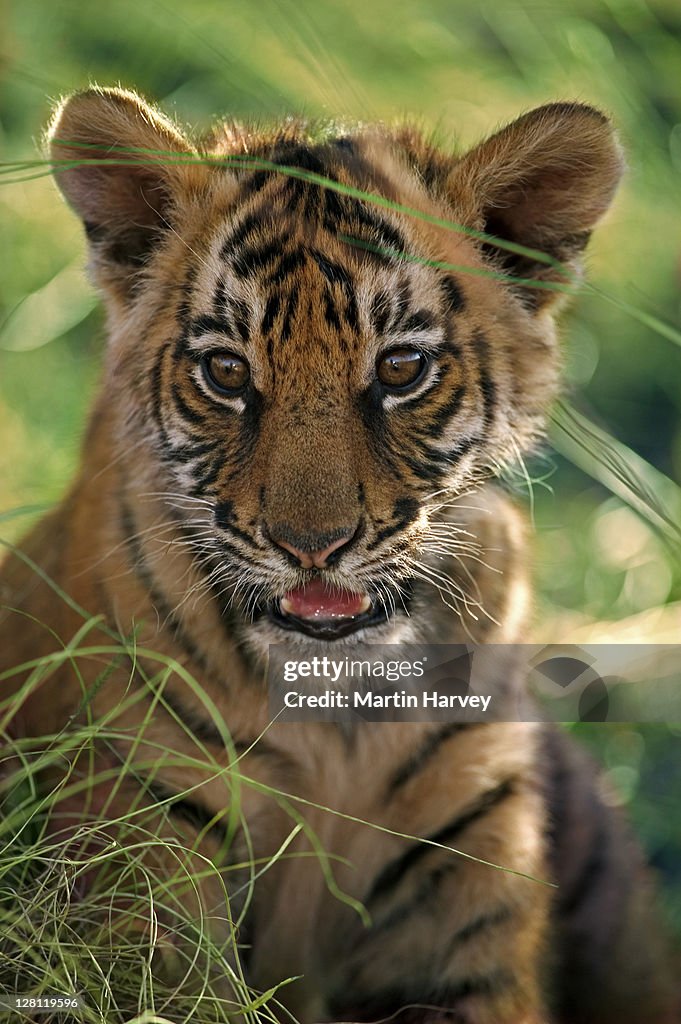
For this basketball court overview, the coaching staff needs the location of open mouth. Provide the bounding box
[267,578,389,640]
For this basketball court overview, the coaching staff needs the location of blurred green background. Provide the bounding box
[1,0,680,936]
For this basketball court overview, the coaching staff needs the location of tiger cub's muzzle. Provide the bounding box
[262,520,391,639]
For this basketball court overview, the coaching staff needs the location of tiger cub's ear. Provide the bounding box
[48,87,208,298]
[447,103,624,309]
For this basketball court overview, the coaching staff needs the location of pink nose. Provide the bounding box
[273,533,354,569]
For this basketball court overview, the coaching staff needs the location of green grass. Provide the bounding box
[1,719,292,1022]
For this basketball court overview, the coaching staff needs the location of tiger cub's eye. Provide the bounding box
[202,352,250,395]
[377,348,427,391]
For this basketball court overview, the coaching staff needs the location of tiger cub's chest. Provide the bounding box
[234,719,544,1020]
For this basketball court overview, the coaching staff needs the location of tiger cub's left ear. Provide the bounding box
[48,87,209,299]
[448,103,624,309]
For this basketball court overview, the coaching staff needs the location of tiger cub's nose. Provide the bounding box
[270,528,357,569]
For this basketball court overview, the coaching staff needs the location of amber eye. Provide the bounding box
[202,351,250,395]
[377,348,427,391]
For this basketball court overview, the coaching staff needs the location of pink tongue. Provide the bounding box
[281,579,369,620]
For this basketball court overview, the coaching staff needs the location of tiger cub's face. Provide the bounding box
[50,90,622,650]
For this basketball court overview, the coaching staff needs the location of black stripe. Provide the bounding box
[392,495,420,522]
[366,521,406,550]
[367,859,459,934]
[267,248,306,285]
[217,520,259,550]
[220,211,262,259]
[329,970,512,1021]
[390,378,460,418]
[354,205,409,258]
[445,969,513,1002]
[158,686,233,750]
[311,250,352,289]
[358,379,389,452]
[370,290,391,335]
[345,287,360,333]
[334,137,354,154]
[212,279,227,317]
[385,437,470,486]
[232,238,281,278]
[172,324,191,362]
[400,449,449,482]
[445,906,513,955]
[472,330,497,429]
[443,338,463,359]
[323,193,408,264]
[214,501,259,548]
[261,293,281,334]
[387,722,475,794]
[558,811,609,916]
[428,383,467,431]
[171,439,219,462]
[214,499,235,527]
[229,298,251,343]
[390,281,412,330]
[322,186,345,226]
[366,496,420,551]
[190,314,233,338]
[441,275,466,314]
[365,779,516,905]
[280,285,300,341]
[138,774,229,846]
[276,144,328,176]
[240,169,270,197]
[239,386,264,454]
[150,343,171,444]
[451,436,476,461]
[191,455,223,492]
[324,289,341,330]
[368,785,512,938]
[175,268,197,325]
[404,309,435,333]
[171,383,207,425]
[284,175,314,217]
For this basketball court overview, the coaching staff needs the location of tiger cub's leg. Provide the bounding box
[331,727,551,1024]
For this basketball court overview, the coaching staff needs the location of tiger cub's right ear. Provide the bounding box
[48,87,209,298]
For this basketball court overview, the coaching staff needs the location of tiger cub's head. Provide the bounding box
[49,89,622,649]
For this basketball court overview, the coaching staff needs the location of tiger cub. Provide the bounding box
[0,88,678,1023]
